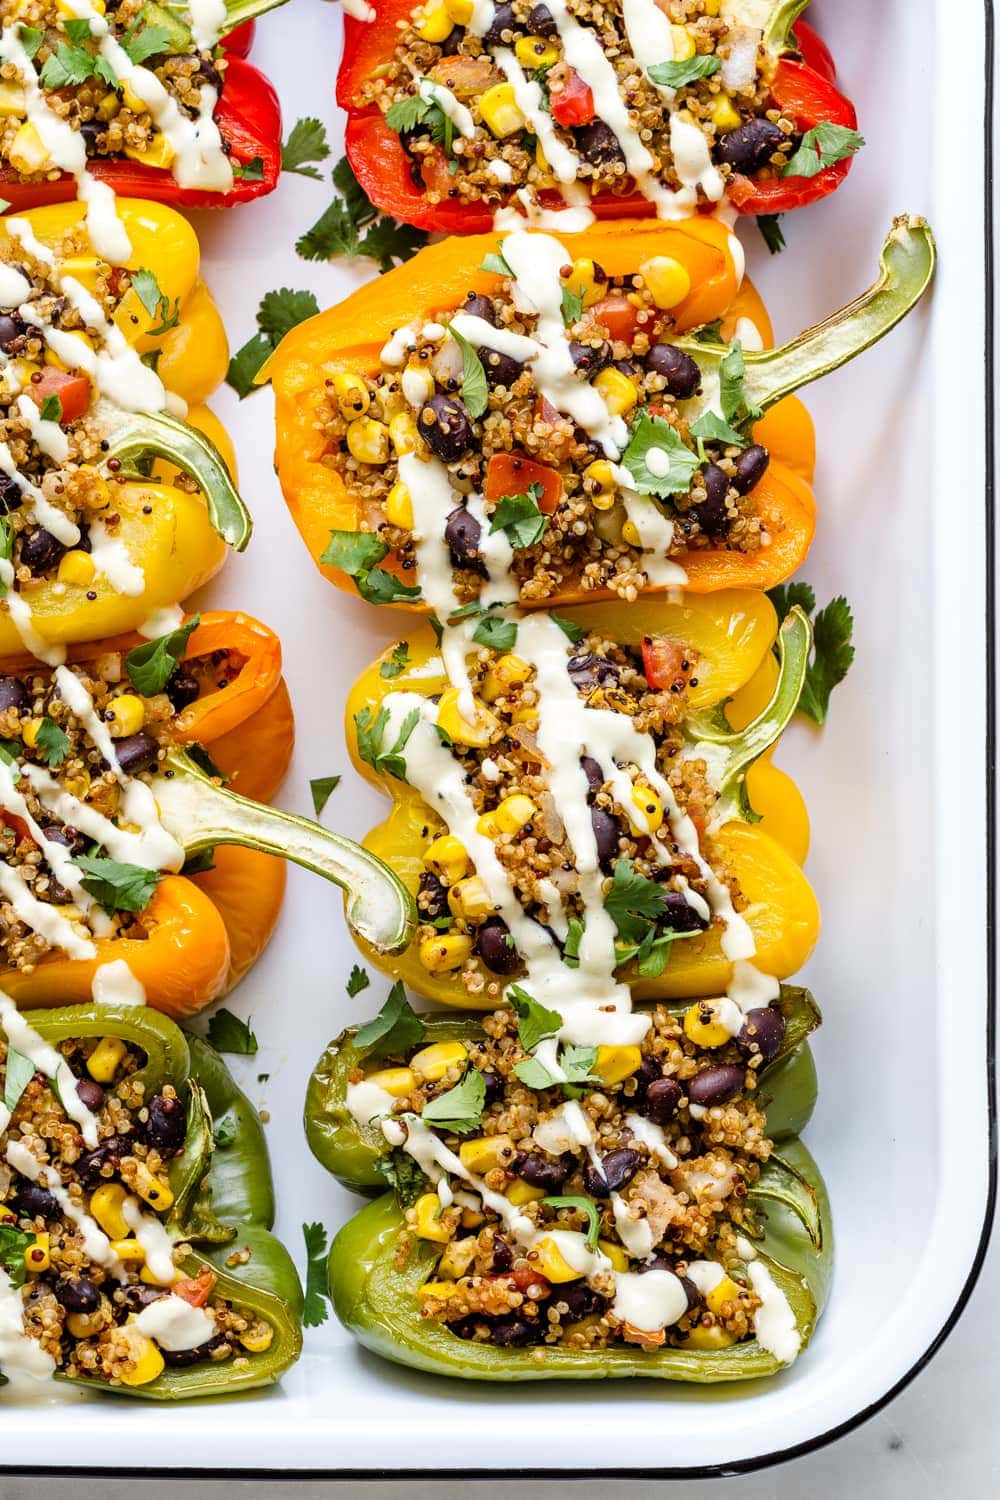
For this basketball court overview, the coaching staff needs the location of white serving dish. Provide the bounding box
[1,0,993,1474]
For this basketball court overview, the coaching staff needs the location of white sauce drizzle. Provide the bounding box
[747,1259,801,1364]
[133,1294,214,1351]
[5,1140,123,1275]
[0,993,100,1144]
[0,1267,56,1390]
[91,960,146,1008]
[121,1197,178,1286]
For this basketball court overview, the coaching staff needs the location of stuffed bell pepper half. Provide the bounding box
[307,982,831,1379]
[0,999,302,1396]
[0,200,258,661]
[338,0,859,232]
[0,608,414,1017]
[0,1,285,210]
[271,215,934,612]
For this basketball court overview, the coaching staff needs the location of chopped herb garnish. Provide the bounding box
[541,1194,601,1250]
[421,1068,486,1134]
[767,582,855,725]
[719,339,763,429]
[3,1047,35,1115]
[353,705,420,781]
[689,409,748,451]
[126,614,199,696]
[296,159,427,270]
[320,530,422,606]
[346,964,370,999]
[281,116,331,179]
[757,214,786,255]
[38,394,62,424]
[33,717,69,769]
[782,121,864,179]
[301,1222,331,1327]
[472,613,517,652]
[561,287,583,326]
[232,156,265,182]
[212,1114,237,1149]
[380,641,411,680]
[489,482,548,548]
[309,775,341,816]
[206,1009,259,1056]
[0,1223,34,1288]
[448,325,488,420]
[73,855,162,914]
[549,611,585,644]
[621,410,701,497]
[647,55,722,88]
[508,984,561,1052]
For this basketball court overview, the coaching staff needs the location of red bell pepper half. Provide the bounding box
[338,1,857,232]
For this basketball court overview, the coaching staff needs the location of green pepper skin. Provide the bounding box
[309,987,833,1383]
[12,1004,302,1400]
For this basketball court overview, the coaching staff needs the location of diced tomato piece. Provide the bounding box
[28,368,91,424]
[485,452,564,514]
[586,294,639,344]
[172,1268,217,1308]
[641,636,690,692]
[550,67,595,127]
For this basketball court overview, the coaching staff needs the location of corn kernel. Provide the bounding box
[706,1274,740,1315]
[684,1322,737,1350]
[9,122,50,173]
[110,1238,146,1269]
[458,1134,513,1174]
[683,1000,731,1049]
[477,794,536,839]
[346,416,390,465]
[385,480,414,528]
[534,1237,585,1283]
[515,35,560,68]
[140,1261,178,1287]
[57,550,97,587]
[96,91,119,122]
[447,875,494,924]
[461,1205,485,1227]
[0,82,26,118]
[90,1184,130,1241]
[594,1045,643,1086]
[25,1233,50,1273]
[239,1323,275,1353]
[423,835,469,885]
[365,1066,416,1097]
[594,367,639,417]
[480,653,532,702]
[436,688,499,747]
[0,1205,14,1223]
[599,1239,629,1273]
[107,694,146,739]
[413,1193,452,1243]
[445,0,475,22]
[591,488,617,511]
[480,83,526,138]
[130,1163,174,1212]
[438,1236,479,1278]
[627,783,664,834]
[639,255,693,311]
[331,371,371,420]
[622,519,642,548]
[118,1326,166,1386]
[57,0,105,13]
[21,720,42,749]
[506,1179,545,1206]
[584,460,618,492]
[87,1036,127,1084]
[124,134,175,170]
[410,1040,468,1081]
[711,96,743,133]
[669,24,696,61]
[68,1306,106,1338]
[121,79,147,114]
[417,1279,463,1306]
[415,0,454,42]
[418,933,474,973]
[389,412,422,457]
[562,258,607,309]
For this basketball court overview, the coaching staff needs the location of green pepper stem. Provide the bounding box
[683,605,811,817]
[155,750,416,955]
[763,0,813,53]
[683,217,936,420]
[102,407,252,551]
[222,0,292,32]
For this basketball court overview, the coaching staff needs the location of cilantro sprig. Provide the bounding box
[226,287,321,399]
[648,55,721,89]
[309,775,341,816]
[621,410,701,497]
[126,614,199,696]
[767,582,855,725]
[281,117,331,179]
[353,705,421,782]
[355,982,426,1056]
[421,1068,486,1134]
[296,156,427,270]
[782,121,865,179]
[604,858,687,977]
[489,482,549,549]
[301,1221,331,1327]
[73,855,162,914]
[320,530,422,606]
[206,1009,258,1056]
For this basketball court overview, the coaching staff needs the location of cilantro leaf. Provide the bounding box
[232,155,265,181]
[332,154,377,227]
[346,964,370,999]
[121,21,174,66]
[0,520,12,601]
[206,1009,258,1056]
[296,189,427,270]
[374,1151,427,1205]
[281,116,331,178]
[542,1194,601,1250]
[295,197,358,261]
[621,409,701,497]
[225,289,320,399]
[561,287,583,326]
[693,319,724,345]
[353,703,423,780]
[448,325,488,420]
[514,1044,598,1092]
[689,409,748,451]
[320,530,421,605]
[757,214,786,255]
[561,1045,599,1084]
[38,394,62,424]
[719,339,763,428]
[357,216,428,274]
[73,855,162,914]
[380,642,411,680]
[647,55,722,88]
[421,1068,485,1134]
[126,614,199,696]
[767,583,854,724]
[63,19,92,45]
[3,1047,35,1114]
[301,1221,331,1327]
[130,268,180,336]
[309,775,341,816]
[224,332,272,399]
[376,708,420,780]
[490,482,548,548]
[472,613,517,652]
[33,717,69,768]
[18,25,44,59]
[782,120,865,179]
[355,980,426,1055]
[480,250,513,277]
[562,916,584,967]
[549,611,584,644]
[513,1053,559,1089]
[603,858,671,947]
[508,984,561,1052]
[0,1222,33,1289]
[767,581,816,622]
[213,1113,237,1148]
[40,43,97,89]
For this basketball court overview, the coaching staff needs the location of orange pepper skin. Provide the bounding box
[189,846,287,994]
[267,219,822,608]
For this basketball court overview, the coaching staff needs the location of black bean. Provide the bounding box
[479,347,524,389]
[483,2,518,45]
[645,1076,683,1125]
[569,339,613,377]
[590,806,620,872]
[567,653,620,691]
[718,119,788,175]
[651,885,710,934]
[736,1006,786,1064]
[438,25,465,51]
[581,755,604,794]
[479,1069,504,1106]
[528,4,557,35]
[78,120,101,153]
[0,475,22,515]
[11,1184,59,1220]
[113,732,160,776]
[692,464,730,534]
[490,1316,538,1347]
[76,1135,129,1183]
[444,504,482,570]
[166,671,200,712]
[421,394,475,462]
[475,916,519,975]
[194,57,224,93]
[0,676,30,713]
[418,871,449,921]
[19,527,67,575]
[163,1334,229,1367]
[146,1092,187,1156]
[645,343,702,399]
[613,357,641,379]
[75,1079,104,1111]
[575,121,625,167]
[688,1064,745,1107]
[582,1147,642,1198]
[122,1284,167,1312]
[629,1058,661,1102]
[490,1235,513,1273]
[559,1283,607,1319]
[463,292,497,326]
[514,1151,570,1190]
[42,823,85,853]
[732,444,770,496]
[57,1277,101,1314]
[0,314,25,353]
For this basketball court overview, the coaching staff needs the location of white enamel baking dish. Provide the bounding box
[0,0,993,1475]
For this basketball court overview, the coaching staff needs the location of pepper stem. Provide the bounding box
[763,0,813,53]
[222,0,292,31]
[154,750,416,955]
[683,217,936,422]
[683,606,811,820]
[103,408,253,552]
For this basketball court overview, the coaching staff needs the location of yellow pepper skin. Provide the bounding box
[728,651,810,863]
[344,591,819,1008]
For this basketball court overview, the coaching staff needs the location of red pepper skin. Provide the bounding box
[224,20,256,58]
[0,58,281,210]
[339,5,856,229]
